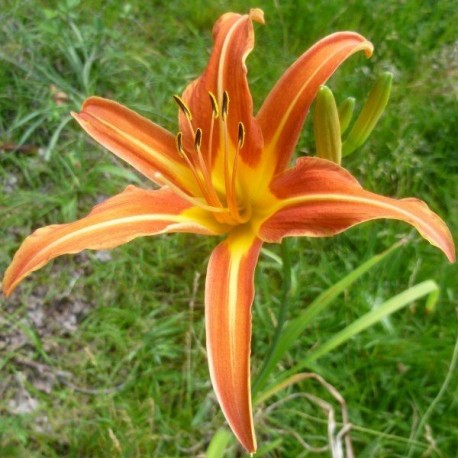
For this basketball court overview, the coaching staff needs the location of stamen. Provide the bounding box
[220,90,241,221]
[207,92,218,162]
[193,127,223,208]
[230,122,245,212]
[174,95,196,139]
[176,131,184,156]
[176,131,208,198]
[173,95,192,121]
[237,121,245,149]
[221,91,229,121]
[194,128,203,151]
[178,128,222,210]
[153,172,228,214]
[209,92,219,119]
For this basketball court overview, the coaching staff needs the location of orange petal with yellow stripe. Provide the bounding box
[72,97,195,192]
[257,32,373,175]
[180,9,264,167]
[3,186,221,297]
[205,230,263,453]
[259,158,455,262]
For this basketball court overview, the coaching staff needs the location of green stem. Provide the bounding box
[253,239,293,394]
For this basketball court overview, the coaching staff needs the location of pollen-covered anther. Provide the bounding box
[209,92,219,119]
[222,91,230,121]
[194,128,203,151]
[173,95,192,121]
[237,122,245,149]
[176,132,185,157]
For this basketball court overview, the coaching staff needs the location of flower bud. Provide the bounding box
[342,72,393,157]
[338,97,356,134]
[314,86,342,164]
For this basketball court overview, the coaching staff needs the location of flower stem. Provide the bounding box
[253,238,293,394]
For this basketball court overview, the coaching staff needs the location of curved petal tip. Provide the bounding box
[249,8,265,24]
[205,232,262,453]
[363,39,374,57]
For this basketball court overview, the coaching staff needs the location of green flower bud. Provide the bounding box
[338,97,356,134]
[342,72,393,157]
[314,86,342,164]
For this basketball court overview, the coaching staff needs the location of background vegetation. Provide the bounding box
[1,0,456,456]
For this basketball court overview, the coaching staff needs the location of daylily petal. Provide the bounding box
[257,32,373,176]
[205,230,263,453]
[72,97,196,192]
[259,158,455,262]
[180,9,264,167]
[3,186,225,297]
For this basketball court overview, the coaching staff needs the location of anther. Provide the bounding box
[209,92,219,118]
[194,128,203,151]
[176,132,184,156]
[237,122,245,149]
[173,95,192,121]
[222,91,229,121]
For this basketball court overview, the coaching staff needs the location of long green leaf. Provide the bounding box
[258,280,439,401]
[253,241,404,393]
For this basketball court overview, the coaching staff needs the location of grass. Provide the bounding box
[1,0,456,456]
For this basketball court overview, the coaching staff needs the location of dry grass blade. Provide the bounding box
[257,372,354,457]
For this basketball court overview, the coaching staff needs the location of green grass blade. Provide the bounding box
[263,280,440,393]
[406,334,458,457]
[254,439,283,455]
[205,428,234,458]
[44,115,73,161]
[253,240,404,394]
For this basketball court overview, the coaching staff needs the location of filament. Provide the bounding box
[171,90,249,225]
[154,173,228,213]
[230,122,245,206]
[194,128,223,208]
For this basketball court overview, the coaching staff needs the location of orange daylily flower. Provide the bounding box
[3,9,455,453]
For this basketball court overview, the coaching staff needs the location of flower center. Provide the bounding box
[156,91,248,226]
